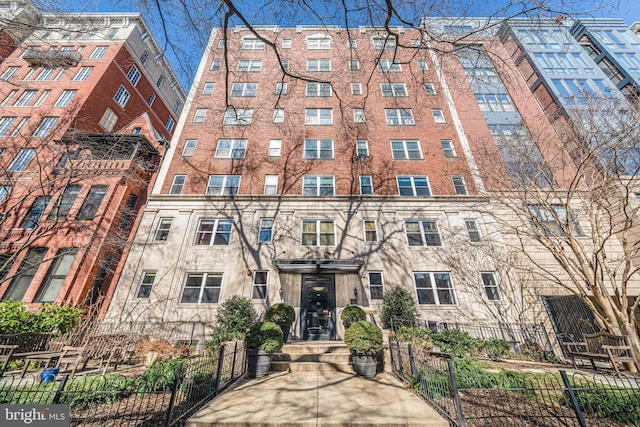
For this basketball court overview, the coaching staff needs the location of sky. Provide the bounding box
[45,0,640,89]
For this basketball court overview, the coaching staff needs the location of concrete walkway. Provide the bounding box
[186,370,449,427]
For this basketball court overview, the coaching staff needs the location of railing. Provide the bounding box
[23,48,81,67]
[389,337,640,427]
[0,341,246,426]
[91,321,213,350]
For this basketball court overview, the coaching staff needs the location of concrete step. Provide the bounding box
[272,352,350,363]
[282,341,350,354]
[272,360,353,373]
[272,340,353,374]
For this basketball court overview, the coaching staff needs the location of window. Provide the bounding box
[165,117,175,132]
[0,186,10,203]
[206,175,240,196]
[47,184,81,221]
[304,139,333,159]
[195,219,232,245]
[280,59,289,71]
[10,118,27,137]
[474,93,515,112]
[202,82,215,95]
[306,37,331,50]
[252,271,268,299]
[307,59,331,71]
[89,46,107,59]
[351,83,362,95]
[156,75,164,88]
[441,140,456,158]
[20,196,51,228]
[34,248,77,303]
[414,272,456,305]
[465,220,481,242]
[210,60,221,71]
[302,220,335,245]
[99,108,118,131]
[54,90,76,107]
[268,139,281,157]
[264,175,278,195]
[350,60,360,71]
[215,139,247,159]
[1,247,46,301]
[377,60,402,72]
[424,82,437,96]
[360,176,373,195]
[481,272,500,301]
[192,108,207,123]
[2,90,17,106]
[397,176,431,196]
[180,272,222,304]
[410,39,420,47]
[369,272,384,300]
[276,82,287,95]
[35,68,55,81]
[33,90,49,107]
[363,220,377,242]
[282,39,292,49]
[14,90,36,107]
[170,175,186,194]
[452,177,467,195]
[0,117,15,136]
[132,127,141,134]
[136,272,156,298]
[113,85,130,108]
[140,50,150,65]
[391,140,422,159]
[353,109,365,124]
[182,139,197,157]
[217,39,225,48]
[0,66,19,81]
[231,82,257,97]
[8,149,35,172]
[372,37,396,50]
[306,82,332,97]
[154,218,173,241]
[272,109,284,123]
[72,66,93,81]
[242,38,265,50]
[348,40,357,48]
[76,185,107,220]
[432,109,446,124]
[127,66,141,86]
[223,108,253,125]
[303,175,334,196]
[234,59,262,73]
[525,205,583,237]
[305,109,333,125]
[417,60,428,71]
[405,220,441,246]
[385,109,415,125]
[381,83,408,97]
[356,140,369,157]
[147,92,156,106]
[258,218,274,242]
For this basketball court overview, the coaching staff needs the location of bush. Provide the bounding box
[381,287,419,329]
[340,305,366,323]
[136,358,184,392]
[264,303,295,324]
[482,339,511,361]
[0,301,82,335]
[431,329,483,357]
[62,375,135,410]
[245,321,283,352]
[206,296,257,350]
[568,386,640,425]
[344,321,383,355]
[394,326,432,350]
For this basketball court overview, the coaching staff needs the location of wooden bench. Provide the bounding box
[0,333,52,373]
[563,332,638,376]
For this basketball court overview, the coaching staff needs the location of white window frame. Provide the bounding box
[242,38,265,50]
[351,83,362,95]
[385,109,415,126]
[417,60,428,71]
[0,66,20,81]
[302,175,335,196]
[363,220,378,242]
[353,109,365,124]
[231,82,258,97]
[369,272,384,300]
[194,219,233,246]
[72,66,93,81]
[182,139,197,157]
[252,271,268,300]
[424,82,437,96]
[441,140,456,158]
[360,176,373,195]
[258,219,274,242]
[180,272,223,304]
[127,65,141,86]
[202,82,215,95]
[223,108,253,125]
[113,85,131,108]
[431,109,446,124]
[99,108,118,131]
[8,148,35,172]
[481,272,501,301]
[154,218,173,241]
[272,109,284,123]
[414,272,456,305]
[306,82,332,97]
[452,176,467,195]
[307,59,331,72]
[397,176,431,196]
[282,39,292,49]
[206,175,241,196]
[465,220,482,242]
[193,108,207,123]
[391,140,422,159]
[89,46,107,59]
[381,82,408,97]
[276,82,287,95]
[356,140,369,157]
[304,139,334,159]
[350,59,360,71]
[33,117,58,137]
[306,37,331,50]
[135,271,156,298]
[169,175,186,194]
[305,108,333,125]
[54,90,77,107]
[237,59,262,72]
[0,117,15,136]
[14,90,36,107]
[264,175,278,195]
[210,59,221,71]
[301,220,335,246]
[268,139,282,157]
[377,59,402,72]
[405,220,441,246]
[214,139,247,159]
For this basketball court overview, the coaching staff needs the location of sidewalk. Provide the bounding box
[186,370,449,427]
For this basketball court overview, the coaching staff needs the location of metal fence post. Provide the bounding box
[559,370,587,427]
[447,359,466,427]
[164,362,183,427]
[52,374,69,404]
[214,344,225,392]
[230,341,238,380]
[396,340,404,379]
[407,343,417,377]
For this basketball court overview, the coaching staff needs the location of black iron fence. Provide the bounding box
[0,341,245,426]
[389,338,640,427]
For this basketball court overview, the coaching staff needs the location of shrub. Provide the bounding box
[482,339,511,361]
[206,296,257,350]
[62,375,135,410]
[0,301,82,335]
[394,326,432,350]
[344,321,383,355]
[264,303,295,324]
[245,321,283,352]
[431,329,483,357]
[381,287,419,329]
[136,358,184,392]
[567,386,640,424]
[340,305,366,323]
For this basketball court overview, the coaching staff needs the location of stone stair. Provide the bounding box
[271,341,353,373]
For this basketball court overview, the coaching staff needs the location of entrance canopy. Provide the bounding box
[272,258,364,274]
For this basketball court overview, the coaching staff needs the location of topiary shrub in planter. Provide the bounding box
[245,321,284,378]
[344,321,383,379]
[264,303,296,343]
[381,287,419,329]
[340,305,366,329]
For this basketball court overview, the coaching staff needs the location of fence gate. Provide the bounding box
[542,295,600,357]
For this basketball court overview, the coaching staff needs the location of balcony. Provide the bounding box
[23,48,81,67]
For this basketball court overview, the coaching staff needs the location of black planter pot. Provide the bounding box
[275,322,291,343]
[247,349,271,378]
[351,354,377,378]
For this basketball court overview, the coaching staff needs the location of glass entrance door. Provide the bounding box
[300,274,336,340]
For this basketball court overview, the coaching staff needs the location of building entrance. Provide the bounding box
[300,274,336,340]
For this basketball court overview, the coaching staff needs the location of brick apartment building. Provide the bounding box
[0,0,185,309]
[104,19,640,345]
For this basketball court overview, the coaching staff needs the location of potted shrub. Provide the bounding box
[264,303,296,343]
[340,305,366,329]
[245,321,284,378]
[343,321,383,379]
